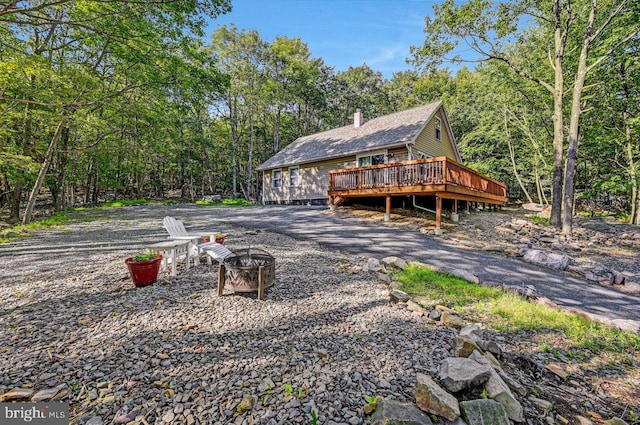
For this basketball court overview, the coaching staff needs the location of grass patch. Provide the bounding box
[0,210,70,243]
[196,198,253,206]
[100,199,149,208]
[525,215,549,226]
[394,264,640,357]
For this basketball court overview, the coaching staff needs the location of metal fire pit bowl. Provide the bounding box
[217,248,275,300]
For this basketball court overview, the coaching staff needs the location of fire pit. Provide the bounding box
[217,248,275,300]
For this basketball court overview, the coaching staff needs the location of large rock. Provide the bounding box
[460,399,510,425]
[438,357,492,393]
[390,290,411,303]
[455,335,482,358]
[471,351,524,422]
[459,325,483,342]
[372,399,434,425]
[446,269,480,284]
[520,248,570,271]
[477,339,502,357]
[415,373,460,421]
[382,256,409,270]
[498,371,526,396]
[441,311,465,328]
[368,258,383,272]
[407,300,427,316]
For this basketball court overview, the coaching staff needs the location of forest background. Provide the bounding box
[0,0,638,235]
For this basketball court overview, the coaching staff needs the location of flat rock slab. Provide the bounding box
[439,357,492,393]
[415,373,460,421]
[460,399,510,425]
[0,388,35,402]
[372,399,434,425]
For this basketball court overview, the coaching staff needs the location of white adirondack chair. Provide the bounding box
[162,216,232,265]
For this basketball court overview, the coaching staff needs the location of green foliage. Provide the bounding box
[394,265,503,307]
[221,199,253,206]
[101,200,149,208]
[283,384,293,395]
[131,253,158,262]
[526,215,549,226]
[2,0,639,226]
[394,264,640,356]
[310,410,319,425]
[0,211,70,243]
[196,198,252,206]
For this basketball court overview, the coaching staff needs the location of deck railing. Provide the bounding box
[328,156,507,198]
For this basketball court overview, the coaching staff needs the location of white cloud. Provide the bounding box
[365,43,408,69]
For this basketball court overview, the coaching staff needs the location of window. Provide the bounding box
[435,117,442,141]
[272,169,282,188]
[288,166,300,187]
[358,156,371,167]
[357,153,386,167]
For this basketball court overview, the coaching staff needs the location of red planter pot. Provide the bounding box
[215,235,226,244]
[125,254,162,287]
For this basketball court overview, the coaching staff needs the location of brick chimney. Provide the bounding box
[354,109,364,128]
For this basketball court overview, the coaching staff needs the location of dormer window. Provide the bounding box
[435,117,442,141]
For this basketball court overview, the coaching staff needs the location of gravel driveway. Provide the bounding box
[1,203,638,425]
[173,204,640,331]
[0,204,453,425]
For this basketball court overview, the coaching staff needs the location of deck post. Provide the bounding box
[451,199,459,223]
[384,195,391,222]
[435,196,443,235]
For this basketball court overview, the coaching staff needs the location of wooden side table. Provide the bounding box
[147,240,191,277]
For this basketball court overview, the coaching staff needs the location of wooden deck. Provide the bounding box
[328,157,507,231]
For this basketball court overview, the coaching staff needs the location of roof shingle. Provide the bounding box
[257,101,442,171]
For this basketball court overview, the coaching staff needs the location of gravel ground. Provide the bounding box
[0,208,455,424]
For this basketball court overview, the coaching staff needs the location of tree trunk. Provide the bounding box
[625,117,638,224]
[561,0,597,235]
[550,0,566,228]
[247,103,254,200]
[504,109,533,203]
[22,119,66,225]
[84,159,93,205]
[53,126,69,211]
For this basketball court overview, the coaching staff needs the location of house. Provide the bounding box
[257,101,506,232]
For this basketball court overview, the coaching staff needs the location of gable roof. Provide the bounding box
[257,101,456,171]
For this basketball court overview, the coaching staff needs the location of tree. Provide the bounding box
[411,0,640,234]
[0,0,231,223]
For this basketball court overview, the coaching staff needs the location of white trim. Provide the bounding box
[271,168,283,188]
[416,150,432,159]
[356,150,388,167]
[440,104,462,162]
[434,116,442,141]
[288,166,300,187]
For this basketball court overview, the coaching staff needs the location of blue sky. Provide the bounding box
[206,0,436,78]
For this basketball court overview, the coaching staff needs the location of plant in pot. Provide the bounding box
[215,233,226,244]
[202,235,211,243]
[125,252,162,287]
